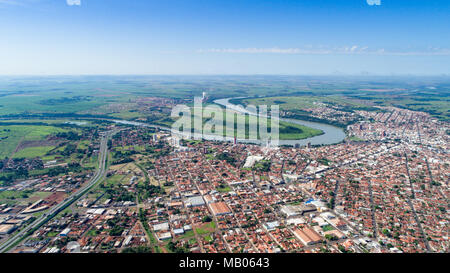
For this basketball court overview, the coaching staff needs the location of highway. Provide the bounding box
[0,130,115,253]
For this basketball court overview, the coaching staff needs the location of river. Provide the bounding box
[111,98,346,147]
[213,98,346,146]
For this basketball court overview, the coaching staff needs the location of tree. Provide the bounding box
[202,216,212,223]
[122,246,152,253]
[325,234,338,241]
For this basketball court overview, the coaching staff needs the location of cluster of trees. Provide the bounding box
[325,234,338,241]
[109,226,125,236]
[253,160,271,172]
[46,162,83,177]
[145,145,171,159]
[122,246,152,253]
[0,157,44,173]
[107,215,130,236]
[286,110,353,128]
[60,143,78,157]
[137,183,164,200]
[167,241,190,253]
[103,186,135,202]
[114,150,137,157]
[338,244,352,253]
[327,195,336,209]
[111,157,134,165]
[0,167,31,185]
[1,162,85,186]
[216,152,236,165]
[55,131,82,141]
[280,125,303,134]
[111,148,136,165]
[317,158,331,166]
[202,216,212,223]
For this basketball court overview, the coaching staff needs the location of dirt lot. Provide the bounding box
[44,192,67,205]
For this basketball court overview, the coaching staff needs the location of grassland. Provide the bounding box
[105,174,126,185]
[0,190,52,205]
[0,125,67,159]
[83,155,98,168]
[12,146,56,159]
[110,110,143,119]
[173,107,324,140]
[77,140,91,150]
[216,185,232,193]
[114,145,146,153]
[0,93,106,116]
[345,93,450,121]
[195,221,216,235]
[240,96,378,112]
[0,190,29,200]
[0,76,447,161]
[0,75,448,119]
[180,230,195,239]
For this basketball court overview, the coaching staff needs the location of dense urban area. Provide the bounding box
[0,77,448,254]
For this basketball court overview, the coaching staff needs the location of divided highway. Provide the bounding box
[0,130,116,253]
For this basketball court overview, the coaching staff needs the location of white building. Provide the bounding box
[243,156,264,168]
[153,222,169,232]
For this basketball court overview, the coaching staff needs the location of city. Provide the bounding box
[0,1,448,268]
[0,96,447,254]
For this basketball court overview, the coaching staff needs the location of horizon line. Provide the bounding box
[0,73,449,77]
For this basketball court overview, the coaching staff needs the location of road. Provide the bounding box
[0,130,116,253]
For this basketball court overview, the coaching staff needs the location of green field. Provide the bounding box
[0,76,447,161]
[0,93,106,116]
[114,145,146,153]
[346,94,450,121]
[12,146,56,159]
[180,230,195,239]
[83,154,98,168]
[0,125,66,159]
[216,185,232,193]
[0,190,51,205]
[106,174,126,185]
[0,76,448,121]
[110,110,143,119]
[77,140,91,150]
[0,190,29,200]
[172,107,324,140]
[0,119,81,125]
[241,95,379,112]
[195,221,216,235]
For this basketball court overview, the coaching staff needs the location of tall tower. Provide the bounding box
[202,92,207,102]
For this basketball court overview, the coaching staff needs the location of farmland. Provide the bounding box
[172,107,324,140]
[0,125,66,159]
[12,146,56,159]
[239,96,379,112]
[0,190,52,206]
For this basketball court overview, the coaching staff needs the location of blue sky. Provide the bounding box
[0,0,449,75]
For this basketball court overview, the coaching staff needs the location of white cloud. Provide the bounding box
[66,0,80,6]
[367,0,381,6]
[198,47,332,54]
[0,0,27,6]
[0,0,82,7]
[198,46,450,56]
